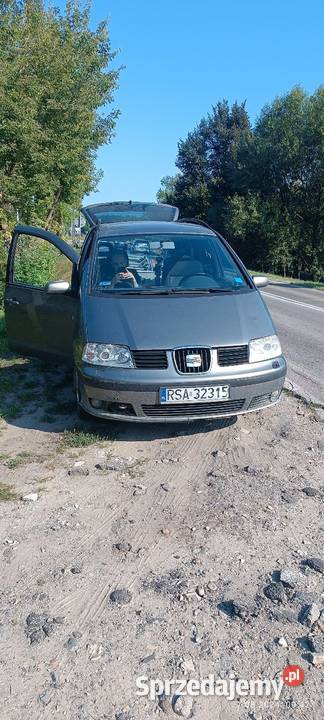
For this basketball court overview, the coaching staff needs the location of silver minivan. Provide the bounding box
[5,201,287,422]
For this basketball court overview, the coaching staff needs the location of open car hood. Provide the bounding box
[81,201,179,226]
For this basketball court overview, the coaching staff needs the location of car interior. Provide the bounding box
[92,234,247,291]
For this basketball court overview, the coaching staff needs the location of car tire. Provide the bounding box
[76,403,92,421]
[73,367,91,420]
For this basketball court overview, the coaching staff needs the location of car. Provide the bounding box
[4,201,287,423]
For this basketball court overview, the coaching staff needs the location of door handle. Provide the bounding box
[6,298,20,305]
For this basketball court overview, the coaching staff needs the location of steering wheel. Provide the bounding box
[179,273,218,288]
[114,279,135,289]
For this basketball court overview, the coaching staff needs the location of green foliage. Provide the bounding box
[159,87,324,279]
[0,0,120,231]
[0,482,18,502]
[160,100,251,229]
[59,428,111,448]
[14,236,58,287]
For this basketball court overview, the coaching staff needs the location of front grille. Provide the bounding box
[217,345,249,366]
[248,393,272,410]
[174,347,211,374]
[132,350,168,369]
[142,399,245,417]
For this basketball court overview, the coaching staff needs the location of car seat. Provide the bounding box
[165,259,204,286]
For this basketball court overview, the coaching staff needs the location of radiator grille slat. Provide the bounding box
[217,345,249,366]
[248,393,272,410]
[142,399,245,417]
[132,350,168,369]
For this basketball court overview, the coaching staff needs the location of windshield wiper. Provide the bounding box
[170,287,234,294]
[101,288,175,296]
[98,287,234,296]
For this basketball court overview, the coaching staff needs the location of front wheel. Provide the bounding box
[73,367,92,420]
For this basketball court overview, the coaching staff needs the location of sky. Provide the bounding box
[54,0,323,205]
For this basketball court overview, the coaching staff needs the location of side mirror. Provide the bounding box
[253,275,268,289]
[45,280,70,294]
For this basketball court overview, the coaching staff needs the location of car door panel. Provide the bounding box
[5,225,79,362]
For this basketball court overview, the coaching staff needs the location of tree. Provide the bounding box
[159,88,324,279]
[157,100,251,230]
[229,87,324,277]
[0,0,120,232]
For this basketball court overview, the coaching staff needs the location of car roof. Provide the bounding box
[96,221,215,238]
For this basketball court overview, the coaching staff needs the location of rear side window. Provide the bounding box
[91,233,248,294]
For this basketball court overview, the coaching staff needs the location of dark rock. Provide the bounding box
[26,612,48,628]
[50,671,61,688]
[264,582,287,604]
[115,541,132,553]
[115,712,134,720]
[244,464,263,475]
[299,603,321,627]
[303,557,324,574]
[302,487,319,497]
[223,598,260,622]
[268,607,298,624]
[29,628,45,644]
[109,588,132,605]
[317,439,324,452]
[43,621,55,636]
[66,636,78,650]
[161,483,170,492]
[70,565,82,574]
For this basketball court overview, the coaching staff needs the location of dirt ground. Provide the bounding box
[0,359,323,720]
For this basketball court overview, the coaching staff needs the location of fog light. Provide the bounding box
[270,390,280,402]
[90,399,103,408]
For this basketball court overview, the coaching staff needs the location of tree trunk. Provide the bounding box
[45,187,62,229]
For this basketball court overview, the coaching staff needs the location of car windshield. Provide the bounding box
[91,233,249,294]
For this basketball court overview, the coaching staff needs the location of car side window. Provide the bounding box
[13,234,73,288]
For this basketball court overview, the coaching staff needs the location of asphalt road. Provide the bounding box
[261,283,324,405]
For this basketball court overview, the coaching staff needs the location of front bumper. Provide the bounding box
[76,355,287,423]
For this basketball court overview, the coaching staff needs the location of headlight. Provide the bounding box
[249,335,282,363]
[82,343,134,368]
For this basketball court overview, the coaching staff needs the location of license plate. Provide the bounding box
[159,385,230,404]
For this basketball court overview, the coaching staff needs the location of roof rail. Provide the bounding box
[177,217,215,232]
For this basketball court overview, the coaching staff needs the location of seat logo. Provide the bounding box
[186,353,202,367]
